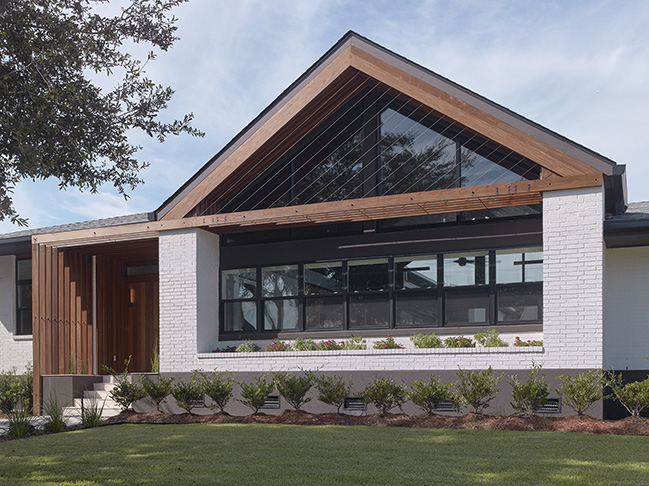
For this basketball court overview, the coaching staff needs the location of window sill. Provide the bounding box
[13,334,33,341]
[198,346,544,360]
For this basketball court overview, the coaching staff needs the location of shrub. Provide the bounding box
[80,396,105,428]
[273,370,316,410]
[197,371,234,414]
[444,336,475,348]
[361,377,407,415]
[373,337,404,350]
[509,364,550,415]
[456,367,503,414]
[409,376,460,414]
[266,339,291,352]
[474,330,508,347]
[104,356,145,412]
[292,338,317,351]
[410,333,443,349]
[315,375,353,414]
[513,337,543,347]
[42,394,67,433]
[0,366,33,415]
[238,373,275,414]
[140,375,174,412]
[605,372,649,420]
[556,370,603,416]
[7,409,33,438]
[341,336,366,350]
[211,346,238,353]
[171,375,203,413]
[236,341,261,353]
[315,340,343,351]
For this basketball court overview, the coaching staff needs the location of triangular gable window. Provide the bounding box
[213,87,540,215]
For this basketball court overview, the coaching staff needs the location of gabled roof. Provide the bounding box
[155,31,625,221]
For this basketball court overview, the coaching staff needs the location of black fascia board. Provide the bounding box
[155,30,621,220]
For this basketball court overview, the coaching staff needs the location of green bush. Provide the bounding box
[373,337,404,349]
[409,375,459,414]
[315,340,343,351]
[80,396,105,428]
[456,367,503,414]
[273,370,315,410]
[171,374,203,413]
[556,370,603,416]
[410,333,443,349]
[605,372,649,420]
[341,336,366,350]
[315,375,353,414]
[238,373,275,414]
[104,357,145,412]
[509,364,549,415]
[236,341,261,353]
[361,377,407,415]
[292,338,317,351]
[42,394,67,433]
[444,336,475,348]
[266,339,291,352]
[196,371,234,414]
[140,375,175,412]
[7,408,33,438]
[0,365,33,415]
[474,330,508,347]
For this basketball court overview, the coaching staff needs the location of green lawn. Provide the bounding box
[0,424,648,485]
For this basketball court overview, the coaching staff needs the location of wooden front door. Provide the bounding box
[121,276,159,372]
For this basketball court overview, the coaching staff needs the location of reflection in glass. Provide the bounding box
[498,285,542,322]
[396,293,438,327]
[444,252,489,286]
[305,296,343,329]
[17,310,32,335]
[446,289,489,325]
[222,268,256,299]
[262,265,298,297]
[349,259,389,292]
[305,262,343,295]
[349,294,390,329]
[17,259,32,281]
[523,251,543,282]
[460,146,527,187]
[223,301,257,332]
[380,108,457,195]
[17,284,32,308]
[496,248,543,283]
[264,299,299,330]
[395,256,437,290]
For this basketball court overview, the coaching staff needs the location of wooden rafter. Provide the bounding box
[33,175,601,247]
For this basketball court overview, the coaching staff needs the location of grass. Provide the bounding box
[0,424,648,485]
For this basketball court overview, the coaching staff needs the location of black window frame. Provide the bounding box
[15,258,32,336]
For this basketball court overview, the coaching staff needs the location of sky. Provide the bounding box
[2,0,648,233]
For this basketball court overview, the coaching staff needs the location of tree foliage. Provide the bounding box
[0,0,203,225]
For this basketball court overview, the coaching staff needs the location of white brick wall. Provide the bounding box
[542,186,604,369]
[604,246,649,370]
[159,228,219,372]
[0,255,32,372]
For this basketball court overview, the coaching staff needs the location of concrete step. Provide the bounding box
[63,406,122,419]
[93,383,117,392]
[72,397,119,409]
[84,390,112,400]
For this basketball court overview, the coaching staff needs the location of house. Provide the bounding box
[0,32,647,418]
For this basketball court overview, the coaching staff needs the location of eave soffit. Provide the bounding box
[156,31,616,221]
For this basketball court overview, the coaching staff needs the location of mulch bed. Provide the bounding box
[103,409,649,436]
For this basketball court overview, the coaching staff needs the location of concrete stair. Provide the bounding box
[63,375,123,419]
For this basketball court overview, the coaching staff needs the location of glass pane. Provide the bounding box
[380,108,457,195]
[262,265,298,297]
[305,296,343,330]
[17,284,32,309]
[460,146,527,187]
[349,294,390,329]
[304,262,343,295]
[395,292,438,327]
[17,310,32,335]
[17,259,32,281]
[524,250,543,282]
[498,284,542,322]
[223,301,257,332]
[222,269,257,299]
[395,256,437,290]
[445,289,489,325]
[496,248,543,284]
[349,259,389,292]
[263,299,299,330]
[444,252,489,286]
